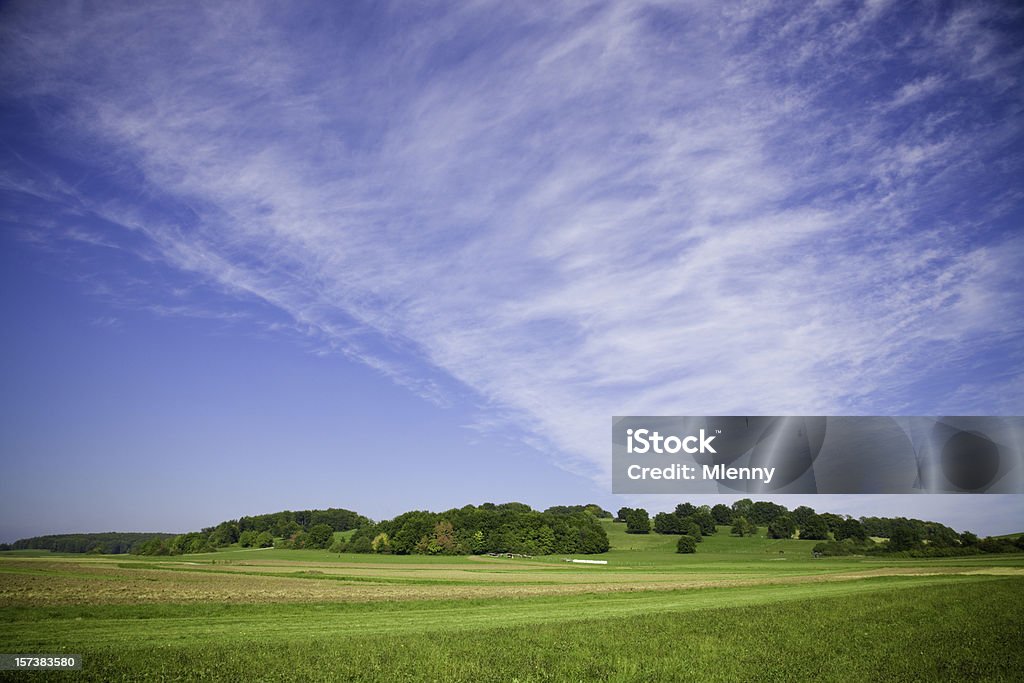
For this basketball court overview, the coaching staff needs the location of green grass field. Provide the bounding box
[2,521,1022,681]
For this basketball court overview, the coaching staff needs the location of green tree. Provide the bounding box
[238,530,257,548]
[799,514,829,540]
[625,508,650,534]
[574,518,611,553]
[305,524,333,548]
[348,535,373,553]
[674,503,697,518]
[498,502,532,514]
[711,504,733,525]
[791,506,816,530]
[924,523,959,548]
[888,520,922,551]
[371,532,391,553]
[681,520,703,542]
[960,531,980,547]
[653,512,684,534]
[977,537,1017,554]
[835,518,866,542]
[689,510,717,536]
[768,515,795,539]
[534,525,556,555]
[254,531,274,548]
[278,520,302,539]
[390,511,437,554]
[819,512,845,534]
[208,521,239,547]
[731,498,754,521]
[428,520,458,554]
[751,501,788,526]
[676,535,698,554]
[731,516,755,537]
[135,537,170,556]
[471,530,485,554]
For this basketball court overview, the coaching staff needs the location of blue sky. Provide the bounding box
[1,1,1023,541]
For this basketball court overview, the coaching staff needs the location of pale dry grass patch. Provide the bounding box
[0,558,1005,607]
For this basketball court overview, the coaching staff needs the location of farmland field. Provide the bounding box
[2,521,1022,681]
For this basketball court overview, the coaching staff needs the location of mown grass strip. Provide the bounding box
[0,573,1007,649]
[111,562,560,586]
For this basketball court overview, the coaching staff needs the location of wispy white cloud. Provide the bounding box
[884,74,947,111]
[90,316,122,330]
[1,0,1021,486]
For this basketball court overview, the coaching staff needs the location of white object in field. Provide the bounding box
[566,559,607,565]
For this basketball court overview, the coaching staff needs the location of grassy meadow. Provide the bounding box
[1,520,1022,681]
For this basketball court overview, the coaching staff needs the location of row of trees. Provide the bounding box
[131,507,368,556]
[616,505,719,554]
[3,504,612,557]
[619,499,995,553]
[618,508,651,534]
[274,524,335,550]
[814,525,1024,557]
[814,533,1024,557]
[544,504,613,518]
[337,503,610,556]
[0,532,175,555]
[132,532,216,556]
[238,530,274,548]
[618,500,816,536]
[10,500,1017,559]
[235,508,369,538]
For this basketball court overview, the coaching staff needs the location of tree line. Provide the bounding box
[616,499,1023,556]
[2,503,614,557]
[130,507,368,556]
[7,500,1017,559]
[337,503,612,556]
[0,532,175,555]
